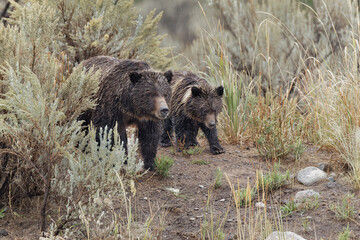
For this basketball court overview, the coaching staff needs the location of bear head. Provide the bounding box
[185,85,224,129]
[129,70,173,121]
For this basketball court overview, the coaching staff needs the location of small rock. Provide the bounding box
[297,167,327,186]
[189,217,196,221]
[329,172,337,178]
[295,189,320,202]
[327,181,336,188]
[255,202,265,208]
[143,197,148,200]
[194,207,199,211]
[196,215,203,218]
[166,187,180,196]
[265,231,306,240]
[199,185,205,188]
[327,176,335,182]
[317,162,333,172]
[0,229,8,236]
[227,219,233,222]
[219,199,225,202]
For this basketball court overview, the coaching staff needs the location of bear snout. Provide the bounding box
[208,121,216,128]
[154,96,170,119]
[160,107,169,118]
[205,113,217,129]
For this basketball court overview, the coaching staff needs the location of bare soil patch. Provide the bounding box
[1,140,359,239]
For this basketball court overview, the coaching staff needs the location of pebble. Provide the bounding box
[194,207,199,211]
[297,166,327,186]
[219,199,225,202]
[327,176,335,182]
[143,197,148,200]
[255,202,265,208]
[196,215,203,218]
[265,231,306,240]
[199,185,205,188]
[295,189,320,202]
[327,181,336,188]
[189,217,196,221]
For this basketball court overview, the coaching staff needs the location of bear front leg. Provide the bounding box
[117,124,128,164]
[175,115,199,149]
[199,123,225,154]
[160,117,173,147]
[138,120,161,171]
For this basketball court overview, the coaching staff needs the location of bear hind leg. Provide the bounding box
[160,117,174,147]
[175,116,199,150]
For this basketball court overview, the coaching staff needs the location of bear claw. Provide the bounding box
[210,145,225,155]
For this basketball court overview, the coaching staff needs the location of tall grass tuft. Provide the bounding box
[305,38,360,189]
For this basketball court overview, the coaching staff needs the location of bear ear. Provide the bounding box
[129,72,142,84]
[216,86,224,97]
[191,86,202,97]
[164,70,173,83]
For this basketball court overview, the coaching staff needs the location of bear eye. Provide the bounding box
[202,109,209,115]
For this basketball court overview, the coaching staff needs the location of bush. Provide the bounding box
[155,155,174,178]
[250,92,304,161]
[256,163,290,193]
[3,0,172,71]
[0,0,171,234]
[51,125,143,238]
[205,0,357,92]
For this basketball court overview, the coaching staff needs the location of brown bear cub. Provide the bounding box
[160,71,225,154]
[79,56,173,170]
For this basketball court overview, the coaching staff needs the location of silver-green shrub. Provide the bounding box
[199,0,358,92]
[5,0,172,70]
[0,0,169,235]
[51,125,143,238]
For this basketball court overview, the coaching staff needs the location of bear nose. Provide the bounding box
[160,107,169,117]
[208,121,216,128]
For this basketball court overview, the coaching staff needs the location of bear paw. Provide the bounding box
[144,162,156,171]
[210,145,225,155]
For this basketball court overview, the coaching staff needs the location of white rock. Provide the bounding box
[255,202,265,208]
[297,167,327,186]
[199,185,205,188]
[189,217,196,221]
[265,231,307,240]
[294,189,320,202]
[219,198,225,202]
[166,187,180,196]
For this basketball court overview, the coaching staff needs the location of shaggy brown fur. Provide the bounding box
[79,56,172,170]
[160,71,225,154]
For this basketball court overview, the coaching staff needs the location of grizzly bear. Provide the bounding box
[79,56,173,170]
[160,71,225,154]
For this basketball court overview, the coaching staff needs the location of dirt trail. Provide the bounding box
[1,141,359,239]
